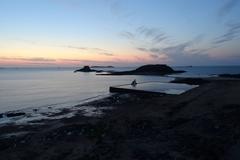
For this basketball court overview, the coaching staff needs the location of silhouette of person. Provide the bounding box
[131,79,137,87]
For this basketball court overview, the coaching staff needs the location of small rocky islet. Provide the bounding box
[74,66,97,72]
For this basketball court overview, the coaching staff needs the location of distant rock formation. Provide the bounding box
[99,64,185,76]
[74,66,96,73]
[91,66,114,68]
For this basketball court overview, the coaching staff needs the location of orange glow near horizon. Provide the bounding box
[0,47,160,67]
[0,38,171,67]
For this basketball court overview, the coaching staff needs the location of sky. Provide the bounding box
[0,0,240,67]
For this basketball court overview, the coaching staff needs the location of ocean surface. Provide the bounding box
[0,66,239,113]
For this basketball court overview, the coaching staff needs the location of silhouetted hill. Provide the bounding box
[100,64,185,75]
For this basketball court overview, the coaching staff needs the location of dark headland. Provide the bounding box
[99,64,185,75]
[1,76,240,159]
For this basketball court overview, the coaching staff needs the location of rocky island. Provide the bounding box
[99,64,185,76]
[74,66,100,73]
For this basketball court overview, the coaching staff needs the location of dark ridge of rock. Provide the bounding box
[99,64,185,76]
[134,64,174,73]
[171,78,210,85]
[74,66,97,73]
[219,74,240,78]
[91,66,114,68]
[6,112,25,118]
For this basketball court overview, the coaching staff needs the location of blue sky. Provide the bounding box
[0,0,240,66]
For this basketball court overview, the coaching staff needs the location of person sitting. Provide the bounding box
[131,79,137,87]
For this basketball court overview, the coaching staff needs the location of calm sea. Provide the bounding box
[0,66,239,113]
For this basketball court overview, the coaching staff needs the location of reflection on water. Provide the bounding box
[0,68,173,113]
[118,82,197,95]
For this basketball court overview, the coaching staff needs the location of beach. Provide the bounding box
[1,77,240,160]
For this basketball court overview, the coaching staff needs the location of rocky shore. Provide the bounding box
[1,78,240,160]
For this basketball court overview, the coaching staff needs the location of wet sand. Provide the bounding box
[1,78,240,160]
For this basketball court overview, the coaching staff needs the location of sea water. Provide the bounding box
[0,67,172,113]
[0,66,239,113]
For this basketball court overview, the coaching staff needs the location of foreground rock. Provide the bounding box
[99,64,185,76]
[1,79,240,159]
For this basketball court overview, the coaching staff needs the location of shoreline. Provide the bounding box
[1,77,240,159]
[0,92,112,117]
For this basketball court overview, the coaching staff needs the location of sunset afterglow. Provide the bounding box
[1,0,240,67]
